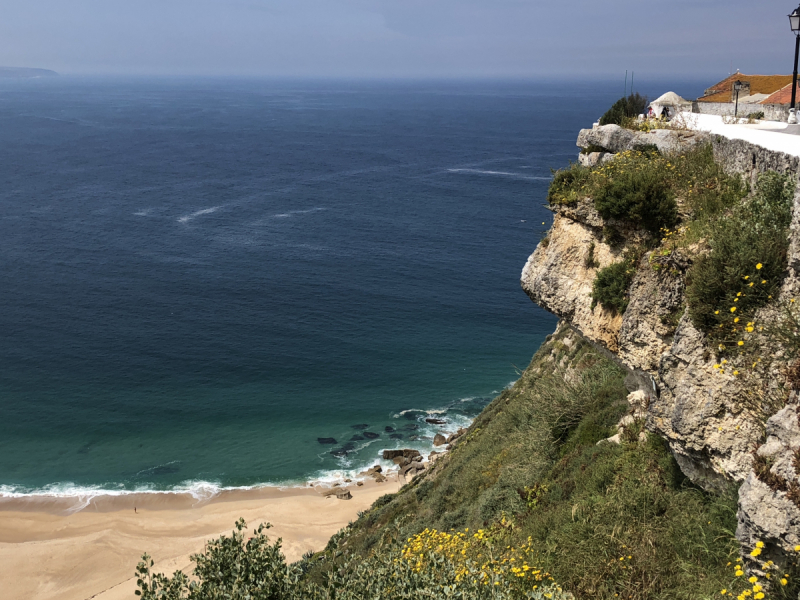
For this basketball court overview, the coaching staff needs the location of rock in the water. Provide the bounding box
[403,449,421,459]
[330,448,348,457]
[363,431,380,439]
[392,456,410,466]
[390,433,403,440]
[351,424,369,430]
[363,464,383,476]
[318,437,337,445]
[350,435,365,441]
[384,426,395,432]
[382,449,404,460]
[401,423,419,430]
[433,433,447,447]
[426,418,447,425]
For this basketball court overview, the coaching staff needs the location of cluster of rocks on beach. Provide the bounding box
[318,418,467,500]
[317,426,467,500]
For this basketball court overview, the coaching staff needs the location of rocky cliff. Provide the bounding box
[521,124,800,564]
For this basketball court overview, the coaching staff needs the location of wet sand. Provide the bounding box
[0,477,402,600]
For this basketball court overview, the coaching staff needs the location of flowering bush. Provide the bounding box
[135,519,573,600]
[687,172,795,334]
[718,542,800,600]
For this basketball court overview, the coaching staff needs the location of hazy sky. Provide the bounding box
[1,0,797,78]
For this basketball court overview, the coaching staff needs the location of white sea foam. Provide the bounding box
[178,206,223,223]
[447,168,551,181]
[272,207,326,219]
[134,209,152,217]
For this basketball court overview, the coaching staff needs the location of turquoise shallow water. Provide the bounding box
[0,78,705,498]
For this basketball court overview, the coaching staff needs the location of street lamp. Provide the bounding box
[734,80,743,118]
[788,4,800,124]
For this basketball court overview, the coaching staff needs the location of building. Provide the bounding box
[694,72,796,120]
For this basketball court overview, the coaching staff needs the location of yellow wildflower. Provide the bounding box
[756,263,763,270]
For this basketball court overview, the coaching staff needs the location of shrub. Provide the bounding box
[593,168,678,235]
[599,93,648,126]
[135,519,574,600]
[687,171,795,333]
[602,225,625,248]
[547,165,591,205]
[592,258,636,314]
[584,242,599,269]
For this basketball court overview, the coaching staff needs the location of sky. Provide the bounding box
[0,0,797,78]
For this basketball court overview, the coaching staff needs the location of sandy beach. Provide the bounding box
[0,477,402,600]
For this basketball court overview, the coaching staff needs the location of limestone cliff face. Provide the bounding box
[522,124,800,559]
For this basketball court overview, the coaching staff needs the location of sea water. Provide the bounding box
[0,77,705,499]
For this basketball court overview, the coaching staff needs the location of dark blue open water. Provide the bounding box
[0,78,705,499]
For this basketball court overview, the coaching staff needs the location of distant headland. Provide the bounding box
[0,67,58,78]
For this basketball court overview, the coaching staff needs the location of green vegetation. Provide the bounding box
[547,165,591,206]
[547,146,745,237]
[599,93,648,126]
[135,519,571,599]
[299,331,740,600]
[592,257,636,314]
[686,172,795,334]
[592,164,677,235]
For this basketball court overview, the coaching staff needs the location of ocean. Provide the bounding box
[0,77,705,501]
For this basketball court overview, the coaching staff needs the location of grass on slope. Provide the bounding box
[304,327,740,600]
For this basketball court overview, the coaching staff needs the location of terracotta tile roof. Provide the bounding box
[760,82,800,105]
[697,74,794,102]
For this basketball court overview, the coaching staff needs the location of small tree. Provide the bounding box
[600,93,648,126]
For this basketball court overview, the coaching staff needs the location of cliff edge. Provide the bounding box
[522,123,800,565]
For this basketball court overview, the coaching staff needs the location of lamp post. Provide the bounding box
[734,80,743,118]
[788,4,800,124]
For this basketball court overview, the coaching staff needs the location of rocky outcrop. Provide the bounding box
[522,124,800,563]
[737,403,800,562]
[576,124,710,155]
